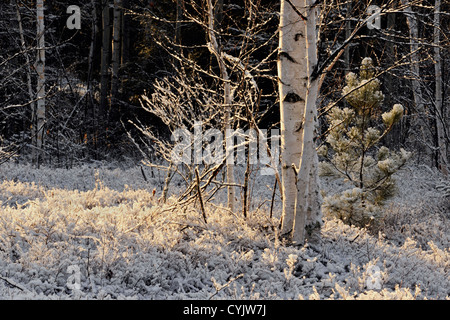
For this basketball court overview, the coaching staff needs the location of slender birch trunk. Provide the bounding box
[433,0,448,175]
[111,0,121,101]
[278,0,308,235]
[402,0,422,109]
[292,0,321,244]
[385,11,400,148]
[206,0,236,212]
[306,151,322,227]
[35,0,46,166]
[15,1,36,158]
[402,0,429,160]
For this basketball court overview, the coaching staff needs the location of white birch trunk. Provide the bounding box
[206,0,236,212]
[433,0,448,175]
[36,0,46,165]
[402,0,429,160]
[278,0,308,236]
[15,2,36,157]
[402,0,423,109]
[306,152,322,227]
[292,0,321,244]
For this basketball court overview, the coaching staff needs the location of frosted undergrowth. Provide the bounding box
[0,162,448,300]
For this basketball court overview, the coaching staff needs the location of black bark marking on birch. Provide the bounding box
[277,77,289,86]
[285,0,307,21]
[310,63,320,81]
[278,51,296,63]
[284,91,304,103]
[291,164,298,185]
[295,33,304,41]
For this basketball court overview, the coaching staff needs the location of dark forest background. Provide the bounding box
[0,0,448,173]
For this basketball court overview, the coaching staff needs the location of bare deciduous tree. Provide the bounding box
[433,0,448,175]
[278,0,322,244]
[35,0,46,166]
[278,0,308,238]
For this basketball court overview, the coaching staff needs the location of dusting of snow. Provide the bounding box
[0,162,448,300]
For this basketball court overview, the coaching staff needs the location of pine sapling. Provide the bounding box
[319,58,411,227]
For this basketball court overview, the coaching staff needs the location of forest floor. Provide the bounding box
[0,161,448,299]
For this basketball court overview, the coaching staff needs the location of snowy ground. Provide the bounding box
[0,161,448,300]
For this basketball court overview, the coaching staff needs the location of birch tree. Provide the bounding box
[278,0,308,237]
[15,1,35,155]
[35,0,46,165]
[206,0,236,212]
[278,0,322,243]
[401,0,430,159]
[293,0,322,244]
[433,0,448,175]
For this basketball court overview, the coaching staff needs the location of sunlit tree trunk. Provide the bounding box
[278,0,308,236]
[292,0,322,244]
[206,0,236,212]
[306,151,322,228]
[35,0,46,166]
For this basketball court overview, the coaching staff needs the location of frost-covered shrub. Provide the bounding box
[319,58,411,228]
[0,163,448,300]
